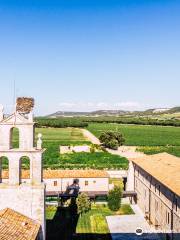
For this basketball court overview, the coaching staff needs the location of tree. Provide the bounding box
[99,131,125,150]
[108,186,122,211]
[76,193,91,216]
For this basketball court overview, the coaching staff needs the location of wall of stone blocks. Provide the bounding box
[134,164,180,234]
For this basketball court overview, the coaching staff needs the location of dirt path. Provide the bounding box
[107,146,146,159]
[81,129,101,145]
[81,129,146,159]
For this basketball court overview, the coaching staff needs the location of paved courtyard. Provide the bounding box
[106,205,161,240]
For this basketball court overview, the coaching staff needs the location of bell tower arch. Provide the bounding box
[0,99,46,240]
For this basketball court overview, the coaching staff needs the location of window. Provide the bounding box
[135,180,138,187]
[93,180,96,184]
[158,185,161,196]
[53,181,57,186]
[155,184,157,192]
[174,198,178,212]
[20,156,30,184]
[166,211,170,225]
[155,200,158,211]
[85,181,88,186]
[144,189,146,198]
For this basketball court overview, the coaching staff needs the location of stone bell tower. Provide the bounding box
[0,99,46,239]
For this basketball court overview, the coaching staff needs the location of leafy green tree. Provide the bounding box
[99,131,125,150]
[108,186,122,211]
[107,139,119,150]
[76,193,91,216]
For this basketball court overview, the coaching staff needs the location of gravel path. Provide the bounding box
[81,129,101,145]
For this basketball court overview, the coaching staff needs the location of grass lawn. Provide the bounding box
[76,204,134,233]
[87,123,180,146]
[46,204,134,240]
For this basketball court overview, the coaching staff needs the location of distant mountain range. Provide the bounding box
[47,107,180,118]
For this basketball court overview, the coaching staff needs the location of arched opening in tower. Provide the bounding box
[20,156,30,184]
[10,127,19,149]
[0,156,9,183]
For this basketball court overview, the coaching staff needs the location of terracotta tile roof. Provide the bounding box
[0,208,40,240]
[43,170,109,178]
[130,153,180,196]
[2,169,109,179]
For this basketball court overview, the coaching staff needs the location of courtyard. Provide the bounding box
[46,203,134,240]
[106,205,161,240]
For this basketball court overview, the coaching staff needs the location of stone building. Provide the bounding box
[0,104,45,239]
[43,169,109,194]
[127,153,180,239]
[2,169,110,197]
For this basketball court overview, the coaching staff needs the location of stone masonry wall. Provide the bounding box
[134,164,180,235]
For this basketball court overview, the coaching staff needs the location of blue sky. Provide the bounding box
[0,0,180,115]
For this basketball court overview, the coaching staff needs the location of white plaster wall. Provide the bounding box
[45,177,109,192]
[0,150,43,185]
[107,170,127,178]
[126,161,135,191]
[0,124,34,150]
[19,125,34,150]
[0,126,11,149]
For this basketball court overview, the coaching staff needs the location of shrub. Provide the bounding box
[106,139,119,150]
[76,193,91,216]
[99,131,125,149]
[108,186,122,211]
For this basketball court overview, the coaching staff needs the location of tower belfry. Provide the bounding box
[0,98,45,240]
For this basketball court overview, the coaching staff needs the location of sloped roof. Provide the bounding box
[130,153,180,196]
[2,169,109,179]
[0,208,40,240]
[0,112,32,125]
[43,169,109,178]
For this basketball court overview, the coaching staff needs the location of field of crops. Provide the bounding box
[8,127,127,169]
[137,146,180,157]
[43,152,128,170]
[87,123,180,146]
[36,127,89,144]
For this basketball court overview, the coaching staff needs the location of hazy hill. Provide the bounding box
[47,106,180,118]
[47,110,130,117]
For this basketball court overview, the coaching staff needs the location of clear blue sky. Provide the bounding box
[0,0,180,115]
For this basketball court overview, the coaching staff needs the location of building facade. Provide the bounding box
[2,169,110,194]
[0,105,46,239]
[127,153,180,239]
[43,170,109,193]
